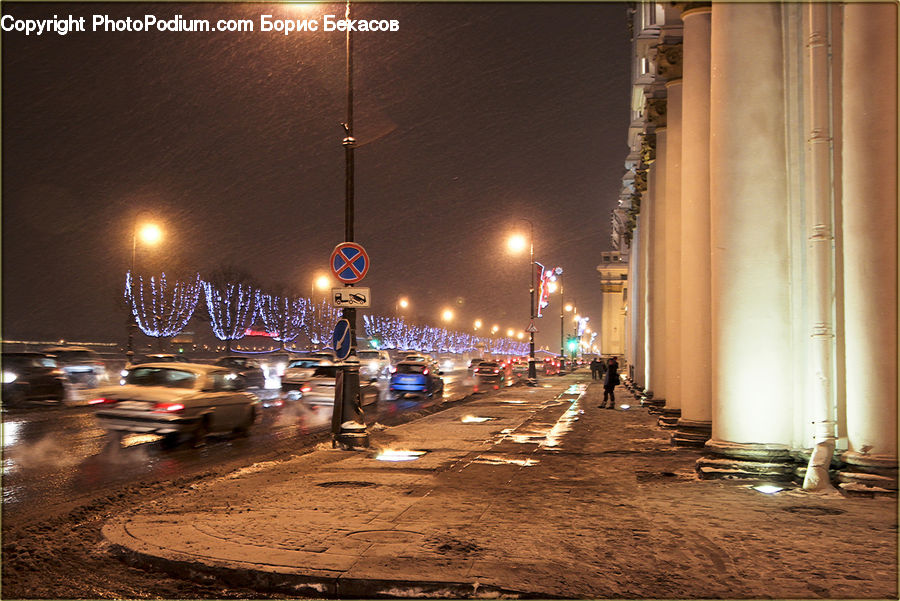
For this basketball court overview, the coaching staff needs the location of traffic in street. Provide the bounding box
[1,350,548,528]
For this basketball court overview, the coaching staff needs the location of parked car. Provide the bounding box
[473,360,509,391]
[1,352,67,404]
[213,356,266,389]
[388,360,443,399]
[90,363,259,447]
[43,346,108,388]
[296,363,380,411]
[357,349,392,380]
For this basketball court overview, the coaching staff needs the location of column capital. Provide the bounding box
[655,43,684,81]
[639,132,657,166]
[645,97,667,128]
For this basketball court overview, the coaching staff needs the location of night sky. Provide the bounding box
[2,2,631,351]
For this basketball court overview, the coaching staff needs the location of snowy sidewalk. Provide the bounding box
[102,374,897,599]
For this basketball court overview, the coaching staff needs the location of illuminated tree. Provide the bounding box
[124,271,201,345]
[202,269,258,352]
[256,292,309,348]
[304,299,342,347]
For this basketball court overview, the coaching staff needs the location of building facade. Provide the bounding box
[613,2,897,492]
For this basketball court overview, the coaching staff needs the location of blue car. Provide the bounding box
[388,361,443,399]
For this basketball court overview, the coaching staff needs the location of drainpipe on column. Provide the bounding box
[802,3,837,492]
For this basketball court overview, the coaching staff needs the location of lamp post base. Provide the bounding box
[334,421,369,450]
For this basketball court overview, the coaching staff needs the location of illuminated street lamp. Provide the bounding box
[491,325,499,335]
[312,274,331,301]
[507,219,537,386]
[507,328,515,337]
[396,296,409,317]
[474,319,483,331]
[442,308,454,323]
[127,220,163,363]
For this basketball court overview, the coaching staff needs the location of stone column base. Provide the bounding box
[671,418,711,447]
[657,408,681,428]
[696,439,794,481]
[837,451,898,495]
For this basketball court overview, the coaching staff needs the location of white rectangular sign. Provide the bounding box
[331,287,371,308]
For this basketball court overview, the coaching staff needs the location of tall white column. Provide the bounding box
[647,132,666,405]
[840,3,898,478]
[704,3,794,472]
[663,78,683,424]
[631,213,647,393]
[674,6,712,444]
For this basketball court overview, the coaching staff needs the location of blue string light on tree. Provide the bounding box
[256,292,308,346]
[202,279,257,348]
[304,299,342,347]
[124,271,201,339]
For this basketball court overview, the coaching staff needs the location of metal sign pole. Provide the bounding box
[335,0,368,450]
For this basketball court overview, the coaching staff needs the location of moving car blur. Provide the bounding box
[213,356,266,389]
[90,363,259,448]
[43,346,108,388]
[297,363,380,412]
[357,349,392,381]
[388,360,444,399]
[472,360,510,391]
[1,352,68,404]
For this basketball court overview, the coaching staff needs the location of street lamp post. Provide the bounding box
[507,219,537,386]
[127,221,161,364]
[333,0,368,450]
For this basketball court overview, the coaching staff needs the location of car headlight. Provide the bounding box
[120,369,130,378]
[2,371,18,384]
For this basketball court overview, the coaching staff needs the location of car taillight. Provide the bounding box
[301,385,312,393]
[88,397,117,405]
[153,402,184,413]
[390,367,396,373]
[423,368,429,375]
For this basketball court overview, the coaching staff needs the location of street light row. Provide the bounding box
[129,221,592,351]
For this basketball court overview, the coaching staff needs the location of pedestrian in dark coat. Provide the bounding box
[600,357,620,409]
[590,358,600,380]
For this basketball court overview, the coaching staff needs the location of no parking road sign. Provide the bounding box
[330,242,370,284]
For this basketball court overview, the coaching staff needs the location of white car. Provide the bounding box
[358,349,392,380]
[281,357,333,398]
[90,363,258,447]
[298,363,380,411]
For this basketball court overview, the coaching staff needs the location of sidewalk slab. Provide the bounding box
[103,374,898,599]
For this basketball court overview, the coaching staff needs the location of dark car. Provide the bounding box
[388,361,443,399]
[43,346,108,388]
[542,358,562,376]
[2,352,68,405]
[213,356,266,389]
[473,360,508,391]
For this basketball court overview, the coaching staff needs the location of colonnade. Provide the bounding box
[617,2,897,490]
